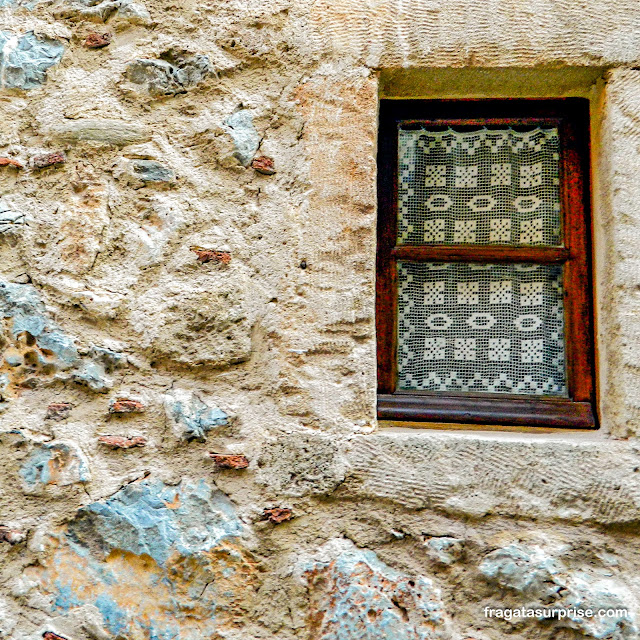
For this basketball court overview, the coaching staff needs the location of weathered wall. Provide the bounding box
[1,1,640,639]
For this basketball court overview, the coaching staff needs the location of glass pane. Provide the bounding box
[397,262,567,397]
[397,127,561,246]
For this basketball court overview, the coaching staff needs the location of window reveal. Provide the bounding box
[376,100,596,428]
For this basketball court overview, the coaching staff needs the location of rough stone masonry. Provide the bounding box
[1,1,640,639]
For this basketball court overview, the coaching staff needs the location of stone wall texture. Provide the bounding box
[1,1,640,639]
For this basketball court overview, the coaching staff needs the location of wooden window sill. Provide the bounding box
[377,393,597,429]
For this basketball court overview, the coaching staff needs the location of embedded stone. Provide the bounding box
[115,1,150,24]
[0,374,9,411]
[20,441,90,493]
[297,538,451,640]
[45,402,72,421]
[90,345,126,369]
[222,110,259,166]
[55,0,119,22]
[0,32,64,90]
[54,0,150,23]
[131,159,175,183]
[29,479,257,639]
[424,536,464,566]
[72,346,123,392]
[0,157,23,168]
[49,119,151,147]
[480,543,637,639]
[98,435,147,448]
[263,507,293,524]
[0,282,79,373]
[32,151,66,169]
[257,430,347,497]
[84,31,112,48]
[131,271,256,368]
[209,453,249,469]
[0,208,26,233]
[0,525,25,545]
[190,246,231,264]
[251,155,276,175]
[125,51,210,97]
[43,632,67,640]
[164,388,228,441]
[0,0,43,6]
[109,397,145,413]
[346,432,640,525]
[113,158,175,188]
[72,361,112,393]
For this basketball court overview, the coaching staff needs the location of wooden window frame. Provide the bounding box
[376,98,597,429]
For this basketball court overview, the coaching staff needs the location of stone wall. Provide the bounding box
[2,1,640,639]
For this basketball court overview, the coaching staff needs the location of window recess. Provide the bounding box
[376,99,596,429]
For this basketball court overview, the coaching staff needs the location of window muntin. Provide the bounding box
[376,99,596,429]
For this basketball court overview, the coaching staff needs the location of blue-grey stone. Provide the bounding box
[72,361,112,392]
[1,31,64,90]
[0,281,79,368]
[223,110,259,167]
[0,282,130,404]
[167,392,229,440]
[35,479,253,639]
[70,479,244,566]
[165,389,229,441]
[117,1,150,24]
[90,345,126,369]
[424,536,464,565]
[55,0,119,22]
[131,160,175,183]
[20,441,90,491]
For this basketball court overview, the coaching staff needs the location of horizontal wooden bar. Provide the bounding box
[377,394,596,429]
[391,245,570,263]
[399,118,561,128]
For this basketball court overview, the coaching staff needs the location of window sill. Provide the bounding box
[377,393,597,429]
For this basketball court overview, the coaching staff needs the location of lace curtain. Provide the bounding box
[396,127,567,396]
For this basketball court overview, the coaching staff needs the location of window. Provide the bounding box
[376,99,596,428]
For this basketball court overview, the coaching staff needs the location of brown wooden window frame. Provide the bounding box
[376,98,597,429]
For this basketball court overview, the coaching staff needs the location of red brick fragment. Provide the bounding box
[0,157,23,169]
[84,32,112,49]
[251,156,276,175]
[209,453,249,469]
[263,507,293,524]
[45,402,72,421]
[43,633,68,640]
[190,247,232,264]
[32,152,66,169]
[0,525,25,545]
[109,398,145,414]
[98,435,147,449]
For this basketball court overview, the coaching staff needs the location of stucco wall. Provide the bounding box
[2,2,640,640]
